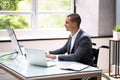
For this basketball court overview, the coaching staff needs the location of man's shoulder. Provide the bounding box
[78,29,90,37]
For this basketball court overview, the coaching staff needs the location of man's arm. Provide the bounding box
[46,39,70,59]
[58,35,92,62]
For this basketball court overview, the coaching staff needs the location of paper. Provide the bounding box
[60,64,89,71]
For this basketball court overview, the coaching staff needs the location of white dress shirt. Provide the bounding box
[70,28,81,53]
[55,28,81,60]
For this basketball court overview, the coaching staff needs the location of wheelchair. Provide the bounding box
[89,43,111,80]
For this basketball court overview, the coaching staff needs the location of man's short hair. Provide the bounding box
[67,13,81,27]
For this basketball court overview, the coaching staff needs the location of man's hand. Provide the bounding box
[46,54,56,59]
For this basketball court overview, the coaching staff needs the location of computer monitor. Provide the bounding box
[6,27,24,56]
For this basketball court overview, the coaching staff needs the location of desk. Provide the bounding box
[0,53,102,80]
[109,39,120,78]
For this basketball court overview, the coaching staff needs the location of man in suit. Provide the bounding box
[46,13,93,66]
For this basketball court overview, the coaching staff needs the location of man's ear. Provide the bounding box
[73,22,77,27]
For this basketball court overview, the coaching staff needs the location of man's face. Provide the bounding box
[64,17,74,31]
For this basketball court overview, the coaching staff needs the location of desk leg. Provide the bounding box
[115,41,117,77]
[84,73,101,80]
[109,40,111,76]
[117,41,120,75]
[114,41,120,78]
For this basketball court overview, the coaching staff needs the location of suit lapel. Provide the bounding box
[71,29,83,53]
[68,36,72,54]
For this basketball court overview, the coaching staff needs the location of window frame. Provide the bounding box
[0,0,75,40]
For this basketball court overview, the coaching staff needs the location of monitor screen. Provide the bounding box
[6,27,23,56]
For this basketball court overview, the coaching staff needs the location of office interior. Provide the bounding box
[0,0,120,80]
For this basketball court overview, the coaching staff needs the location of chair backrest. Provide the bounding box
[91,48,99,67]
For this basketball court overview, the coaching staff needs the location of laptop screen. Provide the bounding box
[6,27,23,56]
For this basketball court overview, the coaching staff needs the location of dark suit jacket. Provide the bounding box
[49,29,93,66]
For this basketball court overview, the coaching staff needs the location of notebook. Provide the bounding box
[60,64,89,71]
[25,48,56,67]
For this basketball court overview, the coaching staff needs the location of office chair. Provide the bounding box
[90,43,111,80]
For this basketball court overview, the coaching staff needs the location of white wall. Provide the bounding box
[76,0,115,37]
[76,0,99,36]
[116,0,120,25]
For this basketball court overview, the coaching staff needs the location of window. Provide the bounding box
[0,0,74,39]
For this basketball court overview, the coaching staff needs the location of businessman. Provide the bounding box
[46,13,93,66]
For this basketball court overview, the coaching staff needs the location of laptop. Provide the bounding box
[25,48,56,67]
[6,27,55,67]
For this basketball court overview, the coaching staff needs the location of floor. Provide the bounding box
[0,69,120,80]
[102,73,119,80]
[0,69,17,80]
